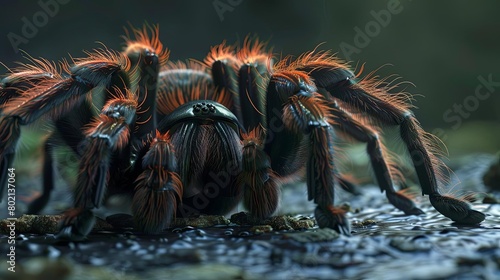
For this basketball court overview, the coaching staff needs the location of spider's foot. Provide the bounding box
[429,194,485,225]
[314,206,351,236]
[57,208,95,241]
[386,191,425,216]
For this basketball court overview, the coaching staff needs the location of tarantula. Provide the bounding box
[0,25,485,240]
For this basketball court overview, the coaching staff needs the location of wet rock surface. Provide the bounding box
[1,203,499,280]
[1,155,499,279]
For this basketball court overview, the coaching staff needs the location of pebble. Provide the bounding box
[141,254,155,261]
[172,226,197,233]
[389,236,432,252]
[46,246,61,258]
[194,229,206,237]
[88,256,107,266]
[135,249,148,256]
[155,248,167,255]
[16,234,28,241]
[24,243,44,254]
[238,231,251,237]
[284,228,340,243]
[250,225,273,234]
[125,240,140,251]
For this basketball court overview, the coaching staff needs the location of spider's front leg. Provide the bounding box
[58,94,137,240]
[131,131,182,234]
[265,72,351,235]
[238,127,281,220]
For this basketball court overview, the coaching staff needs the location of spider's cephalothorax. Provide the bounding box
[0,25,485,240]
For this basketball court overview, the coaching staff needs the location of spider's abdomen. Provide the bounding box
[159,100,243,217]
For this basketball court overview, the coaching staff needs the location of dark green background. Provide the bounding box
[1,0,499,155]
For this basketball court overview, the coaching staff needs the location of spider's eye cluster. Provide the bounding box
[192,102,217,115]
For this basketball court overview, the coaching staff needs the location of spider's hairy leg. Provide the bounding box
[401,117,484,224]
[124,24,169,138]
[132,131,182,233]
[236,37,271,130]
[31,101,96,214]
[0,77,23,110]
[26,134,57,214]
[329,101,424,215]
[29,98,94,214]
[0,58,57,112]
[238,127,280,220]
[238,63,266,129]
[336,175,361,195]
[2,49,132,126]
[295,54,485,225]
[0,58,60,201]
[204,42,242,120]
[265,72,350,235]
[0,50,131,203]
[58,96,136,241]
[0,117,20,203]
